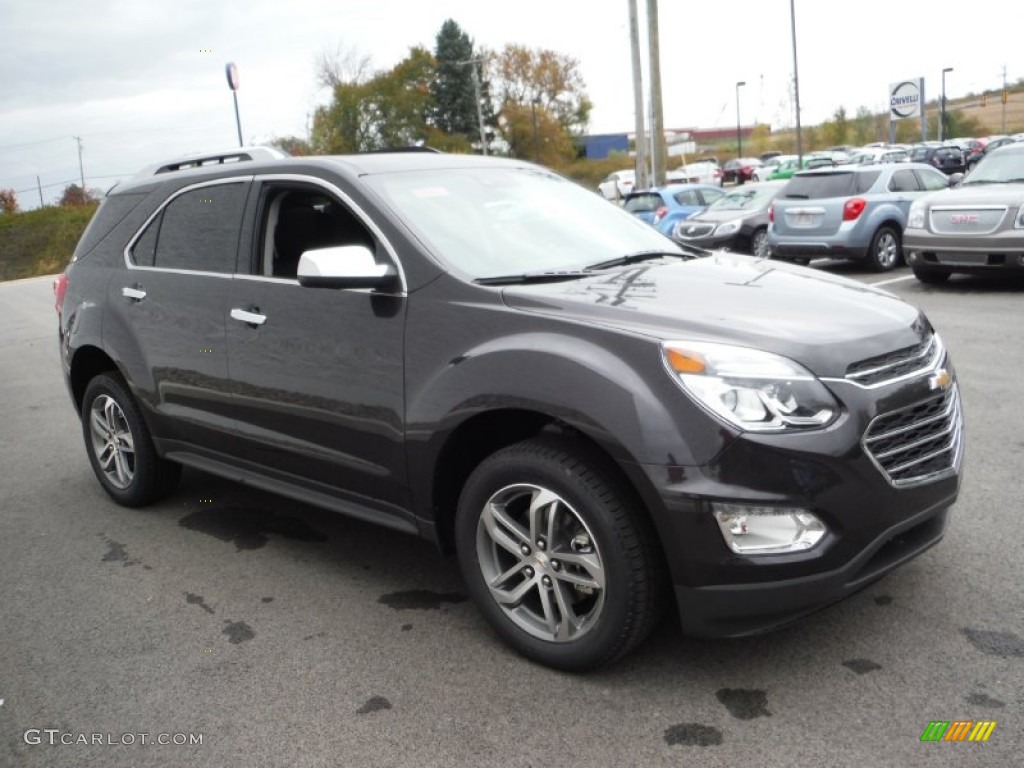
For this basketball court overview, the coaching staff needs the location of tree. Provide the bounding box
[431,19,492,145]
[0,188,18,214]
[269,136,312,156]
[850,106,876,146]
[820,107,850,147]
[490,44,591,164]
[311,46,436,154]
[59,184,96,206]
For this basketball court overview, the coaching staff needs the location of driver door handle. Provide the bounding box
[121,286,147,301]
[230,307,267,326]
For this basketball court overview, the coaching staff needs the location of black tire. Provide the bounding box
[912,266,952,284]
[81,373,181,507]
[750,227,770,259]
[867,225,902,272]
[455,436,665,671]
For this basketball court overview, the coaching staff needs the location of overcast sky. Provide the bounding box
[1,0,1019,208]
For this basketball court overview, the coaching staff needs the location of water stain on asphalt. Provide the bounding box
[179,506,328,550]
[962,628,1024,658]
[874,595,893,606]
[222,620,255,644]
[715,689,771,720]
[843,659,883,675]
[356,696,392,715]
[185,592,215,614]
[377,590,467,610]
[401,624,413,631]
[101,539,139,567]
[261,597,274,603]
[302,632,327,641]
[663,723,723,747]
[965,692,1005,708]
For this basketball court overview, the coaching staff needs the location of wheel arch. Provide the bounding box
[69,345,119,414]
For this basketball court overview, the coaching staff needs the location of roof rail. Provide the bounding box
[135,146,287,177]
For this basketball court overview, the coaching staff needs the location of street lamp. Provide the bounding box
[735,81,746,160]
[941,67,954,141]
[225,62,243,147]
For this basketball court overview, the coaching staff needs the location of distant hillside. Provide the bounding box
[0,203,98,281]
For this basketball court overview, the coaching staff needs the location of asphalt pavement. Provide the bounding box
[1,267,1021,767]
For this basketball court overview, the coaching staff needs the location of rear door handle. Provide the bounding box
[121,286,147,301]
[230,307,267,326]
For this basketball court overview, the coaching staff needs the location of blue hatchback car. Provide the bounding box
[622,184,725,237]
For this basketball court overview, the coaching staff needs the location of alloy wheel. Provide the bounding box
[88,395,136,490]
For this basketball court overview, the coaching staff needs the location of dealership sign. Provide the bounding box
[890,78,923,120]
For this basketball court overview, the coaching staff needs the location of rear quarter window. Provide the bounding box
[71,193,148,262]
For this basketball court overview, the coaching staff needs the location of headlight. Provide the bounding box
[661,341,838,432]
[907,200,926,229]
[714,221,740,235]
[1015,203,1024,229]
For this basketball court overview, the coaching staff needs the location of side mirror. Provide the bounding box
[947,172,964,187]
[297,245,398,289]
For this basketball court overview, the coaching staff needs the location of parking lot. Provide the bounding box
[1,265,1021,767]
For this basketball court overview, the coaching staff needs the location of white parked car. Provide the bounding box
[598,170,636,201]
[667,160,722,187]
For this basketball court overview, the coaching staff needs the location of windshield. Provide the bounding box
[365,168,681,279]
[964,151,1024,183]
[623,193,664,213]
[705,185,779,211]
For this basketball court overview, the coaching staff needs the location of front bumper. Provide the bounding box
[904,230,1024,271]
[630,365,962,638]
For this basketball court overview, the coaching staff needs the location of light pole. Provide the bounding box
[735,81,746,160]
[941,67,954,141]
[225,62,243,147]
[789,0,802,165]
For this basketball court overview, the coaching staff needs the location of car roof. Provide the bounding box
[792,162,937,177]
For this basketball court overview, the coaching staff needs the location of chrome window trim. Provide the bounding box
[122,176,254,274]
[249,173,408,295]
[121,173,408,296]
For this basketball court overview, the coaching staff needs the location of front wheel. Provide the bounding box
[81,373,181,506]
[867,225,902,272]
[455,437,665,671]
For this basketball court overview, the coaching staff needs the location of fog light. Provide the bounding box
[907,250,920,264]
[712,503,826,555]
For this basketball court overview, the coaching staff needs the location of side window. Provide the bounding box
[888,170,920,193]
[917,169,950,191]
[151,183,248,273]
[700,188,725,206]
[130,217,158,266]
[674,189,700,206]
[259,186,375,278]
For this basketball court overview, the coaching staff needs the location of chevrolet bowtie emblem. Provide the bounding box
[929,369,952,392]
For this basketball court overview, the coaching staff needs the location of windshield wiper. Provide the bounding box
[475,270,594,286]
[585,248,693,271]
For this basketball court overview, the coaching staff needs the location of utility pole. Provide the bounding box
[456,58,488,155]
[736,81,746,160]
[627,0,648,190]
[74,136,85,193]
[789,0,803,165]
[37,176,44,208]
[1002,65,1008,134]
[646,0,666,186]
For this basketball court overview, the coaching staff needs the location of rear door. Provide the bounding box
[106,178,250,452]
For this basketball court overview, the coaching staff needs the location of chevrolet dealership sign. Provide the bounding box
[890,78,924,120]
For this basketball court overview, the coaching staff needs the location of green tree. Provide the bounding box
[59,184,95,206]
[820,107,850,147]
[490,44,591,164]
[269,136,312,156]
[0,188,18,214]
[850,106,876,146]
[431,19,492,147]
[311,46,436,154]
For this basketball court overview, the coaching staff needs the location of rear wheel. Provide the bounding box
[912,266,952,284]
[867,225,901,272]
[81,373,181,506]
[455,436,665,671]
[750,228,770,259]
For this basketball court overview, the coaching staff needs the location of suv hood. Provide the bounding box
[502,253,926,377]
[934,182,1024,205]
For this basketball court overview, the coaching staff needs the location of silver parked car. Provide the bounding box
[904,142,1024,283]
[768,163,952,271]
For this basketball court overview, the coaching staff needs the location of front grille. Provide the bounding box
[845,334,939,387]
[863,386,963,487]
[676,223,715,238]
[929,206,1006,235]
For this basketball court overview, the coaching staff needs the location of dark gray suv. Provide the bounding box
[56,147,963,670]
